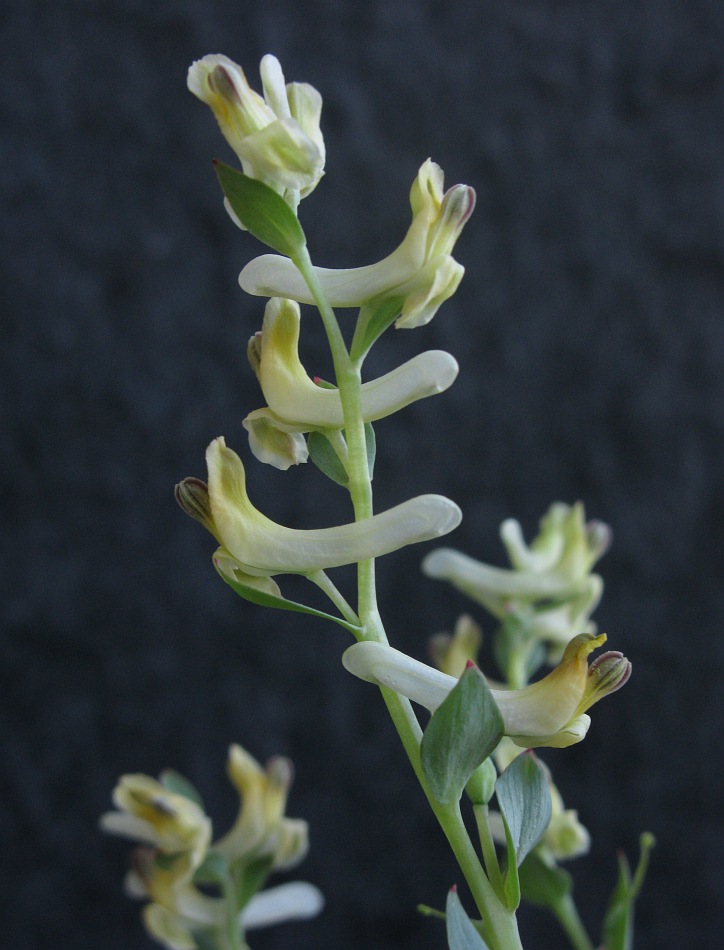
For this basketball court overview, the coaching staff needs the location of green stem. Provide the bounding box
[553,895,595,950]
[295,247,522,949]
[308,570,361,629]
[220,871,243,950]
[473,804,506,900]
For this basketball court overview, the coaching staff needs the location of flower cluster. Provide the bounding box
[101,745,321,950]
[424,502,611,673]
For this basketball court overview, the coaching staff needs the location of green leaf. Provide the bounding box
[421,664,504,805]
[214,161,306,256]
[307,430,349,487]
[495,751,552,869]
[446,888,491,950]
[193,850,230,886]
[495,751,552,908]
[234,855,275,911]
[602,851,633,950]
[214,556,361,635]
[519,851,572,910]
[601,833,655,950]
[159,769,205,809]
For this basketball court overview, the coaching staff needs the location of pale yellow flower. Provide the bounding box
[243,296,459,468]
[176,437,461,577]
[239,159,475,328]
[343,632,630,749]
[188,54,324,199]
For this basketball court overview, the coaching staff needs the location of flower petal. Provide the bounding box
[206,437,461,575]
[241,881,324,930]
[254,296,459,427]
[343,633,626,749]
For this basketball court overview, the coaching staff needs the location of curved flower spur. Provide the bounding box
[243,296,459,469]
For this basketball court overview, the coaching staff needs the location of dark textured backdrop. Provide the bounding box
[2,1,723,948]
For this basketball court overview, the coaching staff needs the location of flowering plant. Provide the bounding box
[103,53,652,950]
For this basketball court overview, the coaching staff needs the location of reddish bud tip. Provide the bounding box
[450,884,458,893]
[465,659,475,670]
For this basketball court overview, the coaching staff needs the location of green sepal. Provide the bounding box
[495,751,552,908]
[307,431,349,487]
[446,888,491,950]
[193,850,230,886]
[421,663,504,805]
[214,161,306,257]
[518,851,572,910]
[350,296,405,363]
[214,555,362,636]
[159,769,205,809]
[601,833,655,950]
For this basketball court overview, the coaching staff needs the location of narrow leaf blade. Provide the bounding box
[307,431,349,486]
[495,751,552,868]
[446,889,491,950]
[214,161,306,256]
[421,664,504,805]
[214,556,361,635]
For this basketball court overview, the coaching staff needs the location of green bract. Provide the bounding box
[421,663,503,805]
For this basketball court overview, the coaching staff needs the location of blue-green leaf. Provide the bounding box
[214,556,361,635]
[214,161,306,257]
[495,751,552,868]
[495,751,551,908]
[446,888,491,950]
[421,664,504,805]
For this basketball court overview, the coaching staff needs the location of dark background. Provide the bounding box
[2,1,723,947]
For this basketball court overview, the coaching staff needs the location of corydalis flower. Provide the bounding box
[423,502,610,658]
[176,438,461,578]
[100,775,211,871]
[188,53,324,200]
[239,159,475,328]
[215,744,308,870]
[244,297,459,468]
[102,747,323,950]
[343,632,631,749]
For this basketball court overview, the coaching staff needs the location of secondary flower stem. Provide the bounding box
[308,570,361,629]
[553,895,595,950]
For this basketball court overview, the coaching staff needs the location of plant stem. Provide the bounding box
[296,248,523,949]
[553,895,595,950]
[308,570,361,628]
